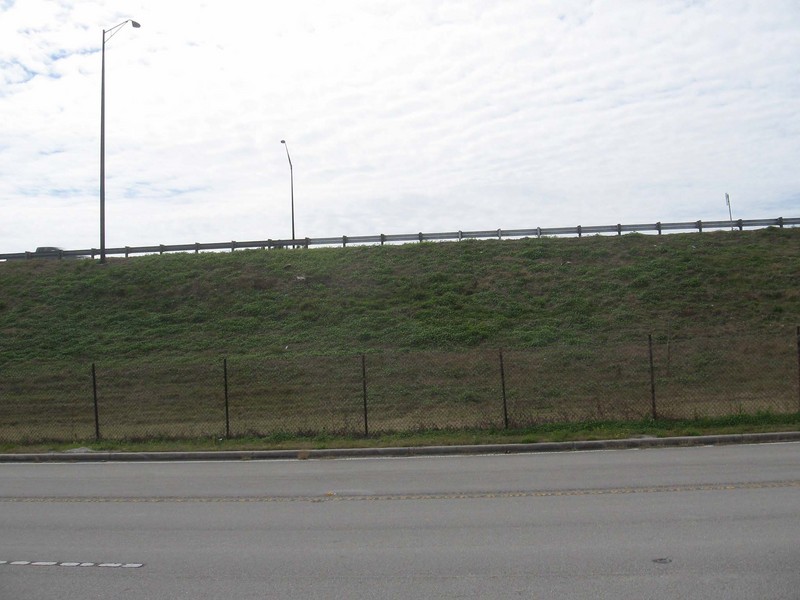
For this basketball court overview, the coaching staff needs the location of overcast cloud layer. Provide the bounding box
[1,0,799,252]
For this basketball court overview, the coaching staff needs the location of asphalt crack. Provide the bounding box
[2,479,798,504]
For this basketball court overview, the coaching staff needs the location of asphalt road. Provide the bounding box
[2,442,799,599]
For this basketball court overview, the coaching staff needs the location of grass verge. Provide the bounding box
[2,411,798,455]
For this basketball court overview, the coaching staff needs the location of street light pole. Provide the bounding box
[280,140,295,246]
[100,19,140,263]
[726,193,733,230]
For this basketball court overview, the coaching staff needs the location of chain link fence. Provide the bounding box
[2,330,799,444]
[651,332,799,419]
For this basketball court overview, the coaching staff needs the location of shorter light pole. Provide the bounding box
[726,193,733,230]
[280,140,295,246]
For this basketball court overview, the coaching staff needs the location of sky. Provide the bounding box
[1,0,799,253]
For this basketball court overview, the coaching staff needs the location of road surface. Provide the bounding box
[2,442,799,599]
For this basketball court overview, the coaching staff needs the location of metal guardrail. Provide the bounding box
[1,217,798,261]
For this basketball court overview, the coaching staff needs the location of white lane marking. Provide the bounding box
[1,560,143,569]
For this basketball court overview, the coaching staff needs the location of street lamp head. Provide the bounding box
[281,140,286,144]
[104,19,141,43]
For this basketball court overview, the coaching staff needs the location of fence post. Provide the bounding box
[224,358,230,439]
[92,363,101,441]
[648,335,658,419]
[796,326,800,411]
[362,354,369,437]
[499,348,509,429]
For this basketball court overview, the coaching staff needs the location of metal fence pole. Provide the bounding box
[92,363,101,441]
[796,326,800,411]
[224,358,230,439]
[362,354,369,437]
[666,320,672,378]
[499,348,509,429]
[648,335,658,419]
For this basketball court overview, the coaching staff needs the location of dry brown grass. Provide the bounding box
[2,333,797,443]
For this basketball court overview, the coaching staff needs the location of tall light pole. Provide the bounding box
[280,140,295,246]
[100,19,140,263]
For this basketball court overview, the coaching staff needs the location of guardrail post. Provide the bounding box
[778,217,784,228]
[696,220,703,233]
[577,225,582,238]
[92,363,101,441]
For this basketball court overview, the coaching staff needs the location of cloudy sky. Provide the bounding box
[1,0,799,253]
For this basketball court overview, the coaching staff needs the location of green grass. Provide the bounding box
[1,228,799,448]
[1,228,798,365]
[2,411,798,455]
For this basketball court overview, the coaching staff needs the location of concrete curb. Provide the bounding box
[1,431,799,463]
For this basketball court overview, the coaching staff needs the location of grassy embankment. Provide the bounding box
[1,227,798,450]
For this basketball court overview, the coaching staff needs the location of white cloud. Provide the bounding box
[1,0,798,252]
